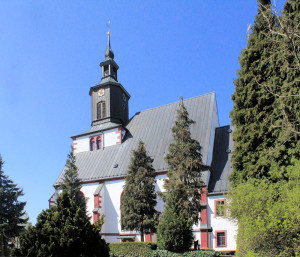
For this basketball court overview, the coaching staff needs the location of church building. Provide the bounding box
[50,34,238,251]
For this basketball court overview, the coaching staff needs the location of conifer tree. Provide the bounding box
[16,150,109,257]
[157,188,193,252]
[229,0,300,255]
[60,150,85,210]
[163,98,204,224]
[0,155,28,256]
[121,141,158,242]
[230,0,279,185]
[157,99,204,251]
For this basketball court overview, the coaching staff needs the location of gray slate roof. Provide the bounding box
[72,122,122,138]
[55,92,218,186]
[208,125,233,193]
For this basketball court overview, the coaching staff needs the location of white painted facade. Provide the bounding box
[73,128,121,154]
[207,195,238,250]
[78,171,237,252]
[79,174,168,243]
[80,183,99,219]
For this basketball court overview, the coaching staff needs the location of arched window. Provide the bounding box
[97,101,106,120]
[90,139,95,151]
[96,137,101,150]
[104,65,109,77]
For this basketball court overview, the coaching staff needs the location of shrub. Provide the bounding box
[148,250,220,257]
[109,242,156,257]
[217,251,235,256]
[110,247,220,257]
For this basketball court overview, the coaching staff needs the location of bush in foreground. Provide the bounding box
[109,242,156,257]
[109,243,220,257]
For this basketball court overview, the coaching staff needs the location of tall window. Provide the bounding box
[216,231,226,247]
[97,101,106,120]
[96,138,101,150]
[104,65,109,77]
[90,140,95,151]
[215,199,225,217]
[112,67,117,79]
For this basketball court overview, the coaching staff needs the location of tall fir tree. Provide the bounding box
[157,99,204,251]
[157,187,193,252]
[16,150,109,257]
[163,98,204,224]
[121,141,158,242]
[230,0,299,185]
[229,0,300,255]
[0,155,28,256]
[60,149,85,210]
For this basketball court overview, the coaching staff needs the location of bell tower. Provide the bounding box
[89,32,130,128]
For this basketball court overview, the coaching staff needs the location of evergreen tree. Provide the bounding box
[157,99,204,251]
[157,188,193,252]
[0,155,28,256]
[229,0,300,255]
[257,0,300,136]
[16,150,109,257]
[121,141,158,242]
[60,149,85,210]
[163,98,204,224]
[230,0,279,185]
[230,0,299,186]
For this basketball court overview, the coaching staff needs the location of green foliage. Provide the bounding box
[147,250,220,257]
[121,141,158,241]
[163,99,204,223]
[16,150,109,257]
[230,1,300,255]
[157,99,204,252]
[60,149,85,210]
[0,154,28,255]
[228,159,300,257]
[109,242,156,257]
[157,190,193,252]
[109,243,220,257]
[217,251,235,256]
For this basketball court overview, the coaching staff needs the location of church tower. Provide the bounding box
[89,32,130,128]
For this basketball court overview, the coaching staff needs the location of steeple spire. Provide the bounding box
[105,31,114,60]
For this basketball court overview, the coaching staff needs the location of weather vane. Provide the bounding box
[106,21,111,36]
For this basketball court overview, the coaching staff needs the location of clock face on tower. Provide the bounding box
[122,93,126,102]
[98,89,105,97]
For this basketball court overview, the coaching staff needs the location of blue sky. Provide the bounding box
[0,1,284,223]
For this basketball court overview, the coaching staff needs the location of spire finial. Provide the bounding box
[105,21,114,60]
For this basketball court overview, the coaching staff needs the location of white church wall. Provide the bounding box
[103,128,119,147]
[207,195,237,251]
[74,134,91,154]
[155,174,167,213]
[80,183,99,221]
[101,179,125,243]
[206,95,219,166]
[73,128,121,154]
[99,174,168,243]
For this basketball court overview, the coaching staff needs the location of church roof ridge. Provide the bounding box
[135,92,216,114]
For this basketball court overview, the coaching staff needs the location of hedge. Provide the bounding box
[217,251,235,256]
[109,243,220,257]
[109,242,157,257]
[147,250,220,257]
